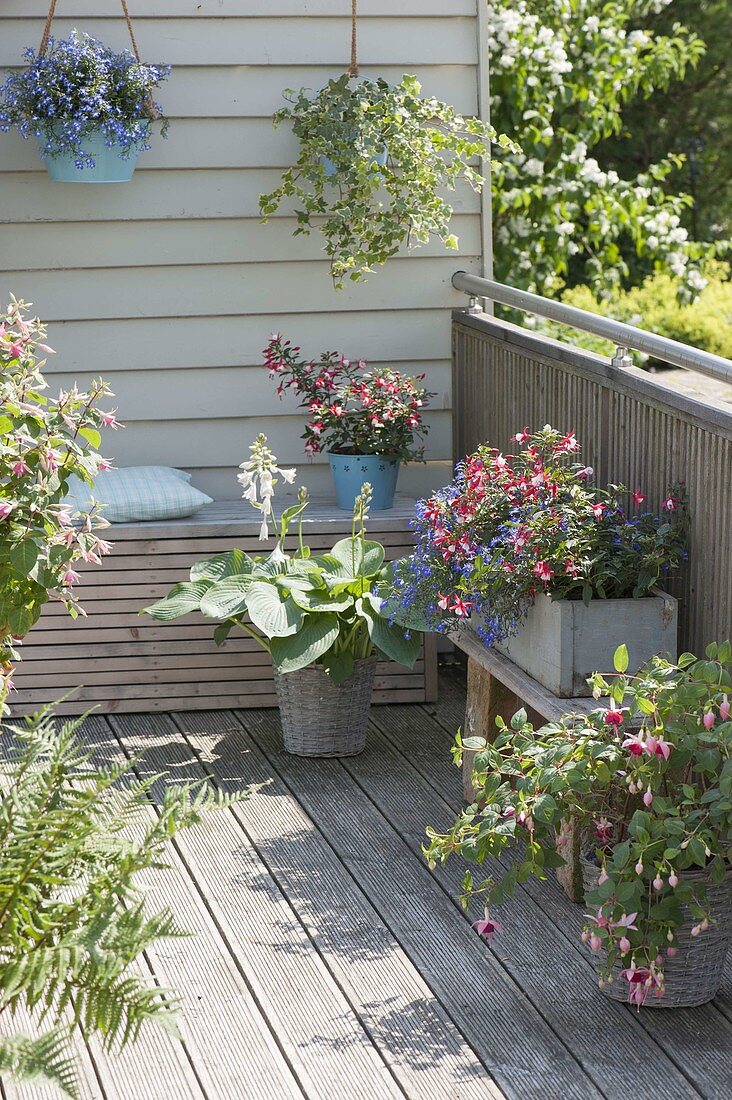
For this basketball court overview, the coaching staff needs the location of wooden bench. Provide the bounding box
[452,626,601,901]
[12,498,438,716]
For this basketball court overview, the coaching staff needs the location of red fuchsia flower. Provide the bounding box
[11,459,30,477]
[702,710,716,731]
[604,705,624,727]
[423,500,441,523]
[510,426,531,444]
[620,964,664,1008]
[436,593,451,611]
[450,596,473,618]
[594,818,613,844]
[472,911,504,944]
[631,489,646,506]
[533,560,554,584]
[662,496,677,511]
[576,465,593,479]
[591,502,605,519]
[720,695,731,721]
[553,431,580,455]
[564,558,580,577]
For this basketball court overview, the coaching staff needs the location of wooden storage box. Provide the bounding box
[493,590,678,697]
[11,498,437,715]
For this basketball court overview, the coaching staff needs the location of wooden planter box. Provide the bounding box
[493,590,678,697]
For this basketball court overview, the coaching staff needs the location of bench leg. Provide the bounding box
[462,656,518,802]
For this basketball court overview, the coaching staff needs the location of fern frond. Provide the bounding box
[0,1029,78,1098]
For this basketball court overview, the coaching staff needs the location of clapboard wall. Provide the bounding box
[0,1,482,499]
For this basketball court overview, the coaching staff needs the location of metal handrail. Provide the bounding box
[452,270,732,384]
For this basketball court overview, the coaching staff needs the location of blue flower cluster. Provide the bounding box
[0,31,170,169]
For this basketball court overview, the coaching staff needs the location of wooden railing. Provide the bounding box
[452,309,732,655]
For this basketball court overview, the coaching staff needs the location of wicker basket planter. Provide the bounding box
[273,656,378,757]
[582,855,732,1007]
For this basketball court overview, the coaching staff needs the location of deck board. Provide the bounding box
[3,669,732,1100]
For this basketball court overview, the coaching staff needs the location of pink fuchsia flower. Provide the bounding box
[702,710,715,731]
[604,706,624,727]
[99,411,119,428]
[645,733,673,760]
[720,695,730,722]
[510,426,531,444]
[451,596,473,618]
[533,560,554,584]
[591,502,605,519]
[11,459,30,477]
[662,496,677,511]
[620,964,664,1007]
[614,912,639,932]
[436,593,451,611]
[56,508,74,527]
[0,500,17,520]
[7,341,25,358]
[576,466,593,479]
[631,489,646,506]
[622,731,644,754]
[472,911,504,944]
[63,568,81,585]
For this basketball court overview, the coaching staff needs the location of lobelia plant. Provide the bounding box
[0,297,116,712]
[264,334,433,460]
[425,643,732,1008]
[0,705,245,1097]
[259,73,518,286]
[0,31,170,170]
[387,426,686,645]
[143,435,420,683]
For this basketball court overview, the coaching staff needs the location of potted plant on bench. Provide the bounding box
[426,643,732,1009]
[264,334,433,511]
[0,28,169,183]
[388,425,686,696]
[144,435,420,757]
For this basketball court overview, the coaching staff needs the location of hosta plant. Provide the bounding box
[0,705,243,1097]
[259,73,518,286]
[388,425,686,645]
[426,643,732,1008]
[0,297,115,711]
[264,334,432,460]
[144,435,420,682]
[0,31,170,170]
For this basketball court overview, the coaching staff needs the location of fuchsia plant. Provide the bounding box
[425,643,732,1008]
[0,297,115,709]
[263,334,433,462]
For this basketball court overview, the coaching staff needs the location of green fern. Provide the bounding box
[0,707,251,1096]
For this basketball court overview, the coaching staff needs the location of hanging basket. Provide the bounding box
[39,125,148,184]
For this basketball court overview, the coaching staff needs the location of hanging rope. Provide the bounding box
[40,0,142,61]
[349,0,359,78]
[38,0,157,117]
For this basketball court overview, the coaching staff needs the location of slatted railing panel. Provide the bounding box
[452,312,732,655]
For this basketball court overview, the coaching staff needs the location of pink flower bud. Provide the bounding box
[720,695,730,722]
[653,876,664,891]
[598,870,608,886]
[668,872,678,888]
[590,933,602,952]
[667,947,678,957]
[691,924,701,938]
[643,788,653,807]
[581,930,589,943]
[635,861,643,875]
[619,936,631,953]
[702,710,715,730]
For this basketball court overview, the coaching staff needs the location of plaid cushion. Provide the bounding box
[64,467,213,523]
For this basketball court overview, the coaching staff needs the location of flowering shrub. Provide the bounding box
[425,643,732,1008]
[144,435,420,681]
[388,426,685,644]
[0,297,114,710]
[259,73,518,286]
[486,0,712,298]
[0,31,170,169]
[263,334,432,461]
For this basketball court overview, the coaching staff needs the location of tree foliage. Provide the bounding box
[487,0,712,297]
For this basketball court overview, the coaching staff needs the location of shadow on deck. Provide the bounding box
[4,666,731,1100]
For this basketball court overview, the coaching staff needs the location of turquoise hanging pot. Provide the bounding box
[39,126,145,184]
[328,452,400,511]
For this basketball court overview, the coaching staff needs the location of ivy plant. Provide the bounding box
[259,73,518,286]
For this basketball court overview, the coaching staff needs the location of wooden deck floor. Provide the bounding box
[4,667,732,1100]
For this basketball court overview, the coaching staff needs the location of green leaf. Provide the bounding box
[78,425,101,449]
[290,587,354,613]
[613,644,629,673]
[190,550,253,582]
[9,541,39,578]
[269,613,340,673]
[144,581,211,621]
[0,414,14,435]
[245,580,305,638]
[321,648,355,684]
[279,501,308,542]
[213,621,234,646]
[7,605,35,637]
[200,575,255,619]
[329,537,385,578]
[357,594,420,666]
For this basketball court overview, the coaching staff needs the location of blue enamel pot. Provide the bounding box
[38,126,146,183]
[328,452,400,511]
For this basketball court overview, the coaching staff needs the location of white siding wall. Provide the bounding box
[0,1,481,499]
